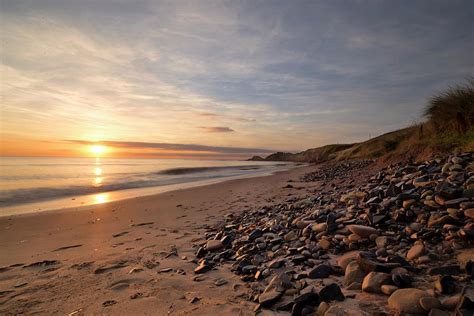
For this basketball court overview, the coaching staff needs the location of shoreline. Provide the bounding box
[0,163,320,315]
[0,163,303,218]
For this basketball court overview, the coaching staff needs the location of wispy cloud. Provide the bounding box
[1,1,472,155]
[65,140,275,154]
[199,126,235,133]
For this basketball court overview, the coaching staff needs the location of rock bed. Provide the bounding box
[191,153,474,315]
[300,160,374,183]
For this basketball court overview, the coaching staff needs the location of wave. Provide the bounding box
[0,163,291,206]
[157,165,265,175]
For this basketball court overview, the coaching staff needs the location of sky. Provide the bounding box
[1,0,473,159]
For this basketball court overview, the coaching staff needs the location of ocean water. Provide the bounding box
[0,157,295,216]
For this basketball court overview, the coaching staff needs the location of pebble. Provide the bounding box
[406,243,425,261]
[388,288,430,314]
[206,240,224,251]
[308,264,332,279]
[361,272,391,293]
[347,225,378,238]
[187,153,474,314]
[419,296,442,311]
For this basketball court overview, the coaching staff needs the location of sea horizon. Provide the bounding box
[0,156,296,216]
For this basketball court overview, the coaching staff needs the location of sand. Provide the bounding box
[0,165,323,315]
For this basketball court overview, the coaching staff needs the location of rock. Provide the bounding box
[445,198,469,208]
[428,265,462,276]
[206,240,224,251]
[284,231,297,241]
[434,275,457,294]
[361,272,391,293]
[388,288,430,314]
[464,208,474,219]
[419,297,442,311]
[194,263,212,274]
[268,258,286,269]
[189,296,200,304]
[291,292,320,315]
[316,301,330,316]
[264,272,292,293]
[319,283,345,302]
[429,308,447,316]
[381,285,398,295]
[214,278,228,286]
[311,222,328,233]
[258,290,282,307]
[344,261,365,287]
[391,270,412,288]
[375,236,389,249]
[406,243,425,261]
[318,239,331,250]
[347,225,378,238]
[337,251,359,270]
[308,264,332,279]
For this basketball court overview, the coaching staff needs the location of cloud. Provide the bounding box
[199,126,235,133]
[1,1,473,154]
[65,140,275,154]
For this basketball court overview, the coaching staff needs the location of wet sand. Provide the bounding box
[0,165,321,315]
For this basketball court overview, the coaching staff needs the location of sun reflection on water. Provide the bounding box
[94,193,109,204]
[94,167,102,176]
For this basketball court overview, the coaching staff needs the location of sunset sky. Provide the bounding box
[1,0,473,159]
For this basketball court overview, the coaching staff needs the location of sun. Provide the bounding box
[89,144,107,156]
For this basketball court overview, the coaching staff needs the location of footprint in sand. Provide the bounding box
[112,231,129,238]
[93,261,128,274]
[52,244,82,252]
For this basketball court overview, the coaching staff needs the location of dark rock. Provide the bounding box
[259,290,283,307]
[319,283,345,302]
[434,275,457,294]
[308,264,332,279]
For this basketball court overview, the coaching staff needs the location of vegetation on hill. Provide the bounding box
[249,79,474,163]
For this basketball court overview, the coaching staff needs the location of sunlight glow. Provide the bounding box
[94,167,103,176]
[90,145,107,156]
[94,193,109,204]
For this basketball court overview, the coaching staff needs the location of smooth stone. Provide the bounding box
[419,297,442,311]
[311,223,328,233]
[388,288,430,314]
[347,225,378,238]
[316,301,330,316]
[318,239,331,250]
[406,244,425,261]
[259,290,282,307]
[346,282,362,290]
[337,251,359,270]
[206,240,224,251]
[214,278,228,286]
[361,272,391,293]
[194,264,212,274]
[429,308,447,316]
[284,231,297,241]
[308,264,332,279]
[381,285,398,295]
[344,261,365,287]
[464,209,474,219]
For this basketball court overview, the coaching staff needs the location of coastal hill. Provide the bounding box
[250,80,474,163]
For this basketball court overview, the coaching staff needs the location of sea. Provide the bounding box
[0,157,297,216]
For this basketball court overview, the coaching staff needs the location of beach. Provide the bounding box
[0,164,319,315]
[1,155,474,315]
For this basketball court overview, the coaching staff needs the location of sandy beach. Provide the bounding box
[0,165,325,315]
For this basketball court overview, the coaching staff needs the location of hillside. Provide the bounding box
[250,124,474,163]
